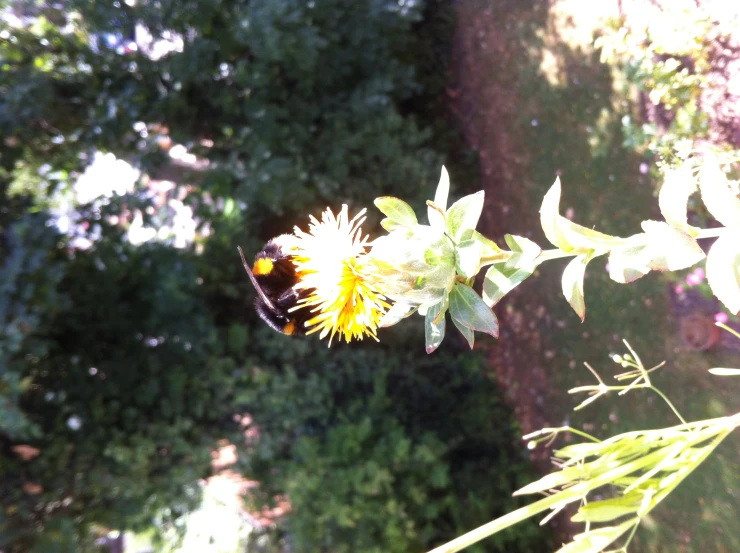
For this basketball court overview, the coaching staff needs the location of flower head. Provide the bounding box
[369,224,457,312]
[289,205,389,345]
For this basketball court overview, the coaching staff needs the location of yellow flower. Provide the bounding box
[289,205,390,345]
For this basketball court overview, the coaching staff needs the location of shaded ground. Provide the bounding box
[452,0,740,550]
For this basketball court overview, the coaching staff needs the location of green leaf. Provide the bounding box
[459,229,504,265]
[379,302,416,328]
[708,368,740,376]
[455,239,482,279]
[561,251,595,321]
[374,197,417,227]
[424,301,446,353]
[555,519,638,553]
[380,218,403,232]
[706,230,740,314]
[503,234,542,270]
[608,237,651,283]
[446,191,485,242]
[540,177,620,251]
[449,283,499,337]
[571,493,642,523]
[559,218,622,251]
[428,166,450,230]
[640,220,705,271]
[540,177,572,250]
[482,263,535,307]
[659,166,699,236]
[451,317,475,349]
[699,159,740,228]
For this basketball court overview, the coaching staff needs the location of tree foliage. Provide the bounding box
[0,1,547,551]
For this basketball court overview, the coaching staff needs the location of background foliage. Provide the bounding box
[0,1,548,551]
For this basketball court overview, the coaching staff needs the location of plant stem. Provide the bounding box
[424,492,566,553]
[650,387,687,425]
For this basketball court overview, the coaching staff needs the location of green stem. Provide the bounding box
[424,492,568,553]
[650,387,687,425]
[620,520,641,551]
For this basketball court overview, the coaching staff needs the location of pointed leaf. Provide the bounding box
[659,166,699,235]
[449,283,499,337]
[425,301,446,353]
[446,191,485,242]
[380,218,403,232]
[562,252,595,321]
[641,220,705,271]
[608,236,651,283]
[555,519,637,553]
[708,368,740,376]
[374,197,417,227]
[458,229,505,265]
[540,178,621,251]
[571,493,642,523]
[559,218,623,251]
[428,166,450,230]
[699,160,740,228]
[482,263,535,307]
[706,230,740,314]
[452,317,475,349]
[455,239,482,278]
[504,234,542,270]
[379,302,416,328]
[540,177,575,251]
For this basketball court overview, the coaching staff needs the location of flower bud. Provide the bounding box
[369,224,456,310]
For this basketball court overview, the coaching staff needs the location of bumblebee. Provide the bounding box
[238,236,311,335]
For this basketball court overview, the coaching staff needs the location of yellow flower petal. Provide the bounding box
[290,205,389,345]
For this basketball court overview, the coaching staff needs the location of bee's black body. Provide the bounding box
[239,238,312,336]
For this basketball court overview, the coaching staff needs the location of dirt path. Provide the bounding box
[451,0,623,540]
[452,0,619,466]
[451,1,740,549]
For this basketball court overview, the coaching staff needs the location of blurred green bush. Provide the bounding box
[1,1,549,551]
[239,338,550,553]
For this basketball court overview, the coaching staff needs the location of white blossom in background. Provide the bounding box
[66,415,82,431]
[75,152,140,203]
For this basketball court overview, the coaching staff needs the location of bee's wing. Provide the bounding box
[237,246,279,314]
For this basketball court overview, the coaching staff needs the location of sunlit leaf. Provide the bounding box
[424,301,446,354]
[699,159,740,228]
[555,519,638,553]
[640,220,705,271]
[540,177,622,252]
[380,218,403,232]
[561,251,594,321]
[540,177,572,251]
[571,493,642,523]
[428,166,450,230]
[659,166,699,236]
[504,234,542,270]
[374,197,417,227]
[449,283,499,337]
[514,465,593,496]
[446,191,485,242]
[455,239,482,278]
[608,237,651,283]
[708,368,740,376]
[451,317,475,349]
[559,218,622,252]
[460,229,505,265]
[706,230,740,314]
[379,302,416,328]
[482,263,535,307]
